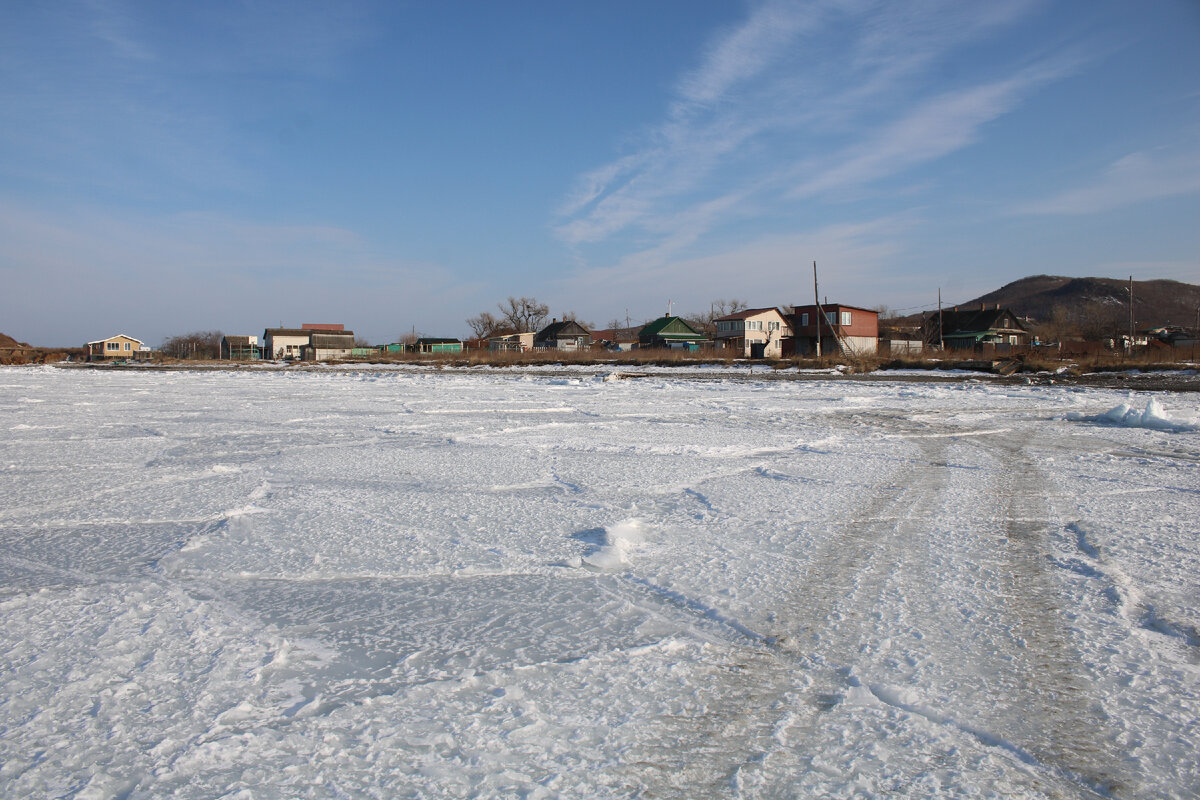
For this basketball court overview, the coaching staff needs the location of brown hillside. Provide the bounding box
[0,332,30,349]
[898,276,1199,330]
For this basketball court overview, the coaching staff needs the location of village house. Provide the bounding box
[534,319,592,351]
[714,307,790,358]
[262,324,354,360]
[789,304,879,356]
[923,305,1030,350]
[638,316,707,350]
[86,334,147,361]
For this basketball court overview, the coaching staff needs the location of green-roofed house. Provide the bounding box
[638,316,707,351]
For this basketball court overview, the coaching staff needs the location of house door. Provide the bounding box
[750,342,766,359]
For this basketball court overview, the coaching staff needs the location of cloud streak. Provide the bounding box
[1010,149,1200,215]
[552,0,1064,278]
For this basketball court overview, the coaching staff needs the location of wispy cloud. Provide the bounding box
[83,0,157,61]
[1010,149,1200,215]
[788,56,1081,199]
[552,0,1061,276]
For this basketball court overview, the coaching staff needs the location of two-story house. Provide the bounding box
[263,324,354,360]
[714,308,790,358]
[789,304,879,356]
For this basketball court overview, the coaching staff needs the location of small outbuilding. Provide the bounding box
[489,332,535,352]
[416,338,463,354]
[303,333,356,361]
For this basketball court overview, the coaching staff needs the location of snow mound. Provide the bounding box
[1067,399,1198,431]
[581,519,645,570]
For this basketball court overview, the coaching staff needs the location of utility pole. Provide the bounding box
[1193,305,1198,363]
[938,288,944,351]
[1128,275,1135,350]
[813,261,822,358]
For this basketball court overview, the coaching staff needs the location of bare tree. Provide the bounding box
[498,296,550,333]
[466,312,503,339]
[559,311,594,329]
[353,336,371,348]
[161,330,222,359]
[687,298,750,333]
[714,298,749,317]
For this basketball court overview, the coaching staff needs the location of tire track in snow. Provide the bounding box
[978,433,1132,796]
[599,417,939,798]
[731,414,1127,798]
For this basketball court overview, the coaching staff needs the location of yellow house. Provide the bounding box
[86,334,146,360]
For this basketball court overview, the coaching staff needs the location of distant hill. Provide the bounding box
[941,275,1199,329]
[0,332,30,349]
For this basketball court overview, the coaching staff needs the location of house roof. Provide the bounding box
[536,320,591,339]
[790,303,879,315]
[86,334,146,346]
[589,327,640,342]
[938,307,1028,335]
[264,328,355,338]
[417,337,461,344]
[714,307,782,322]
[639,316,704,339]
[222,335,256,347]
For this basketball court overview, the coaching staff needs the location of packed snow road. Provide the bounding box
[1,366,1197,799]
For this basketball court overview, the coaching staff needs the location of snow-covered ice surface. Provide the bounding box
[1,367,1198,799]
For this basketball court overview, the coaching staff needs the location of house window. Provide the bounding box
[106,342,120,351]
[124,342,131,350]
[841,311,852,325]
[768,320,780,331]
[800,313,809,326]
[826,311,837,325]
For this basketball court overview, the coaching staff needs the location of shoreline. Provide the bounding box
[31,359,1200,392]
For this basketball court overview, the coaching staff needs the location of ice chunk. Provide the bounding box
[581,519,645,570]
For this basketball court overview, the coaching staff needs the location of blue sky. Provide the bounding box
[2,0,1197,346]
